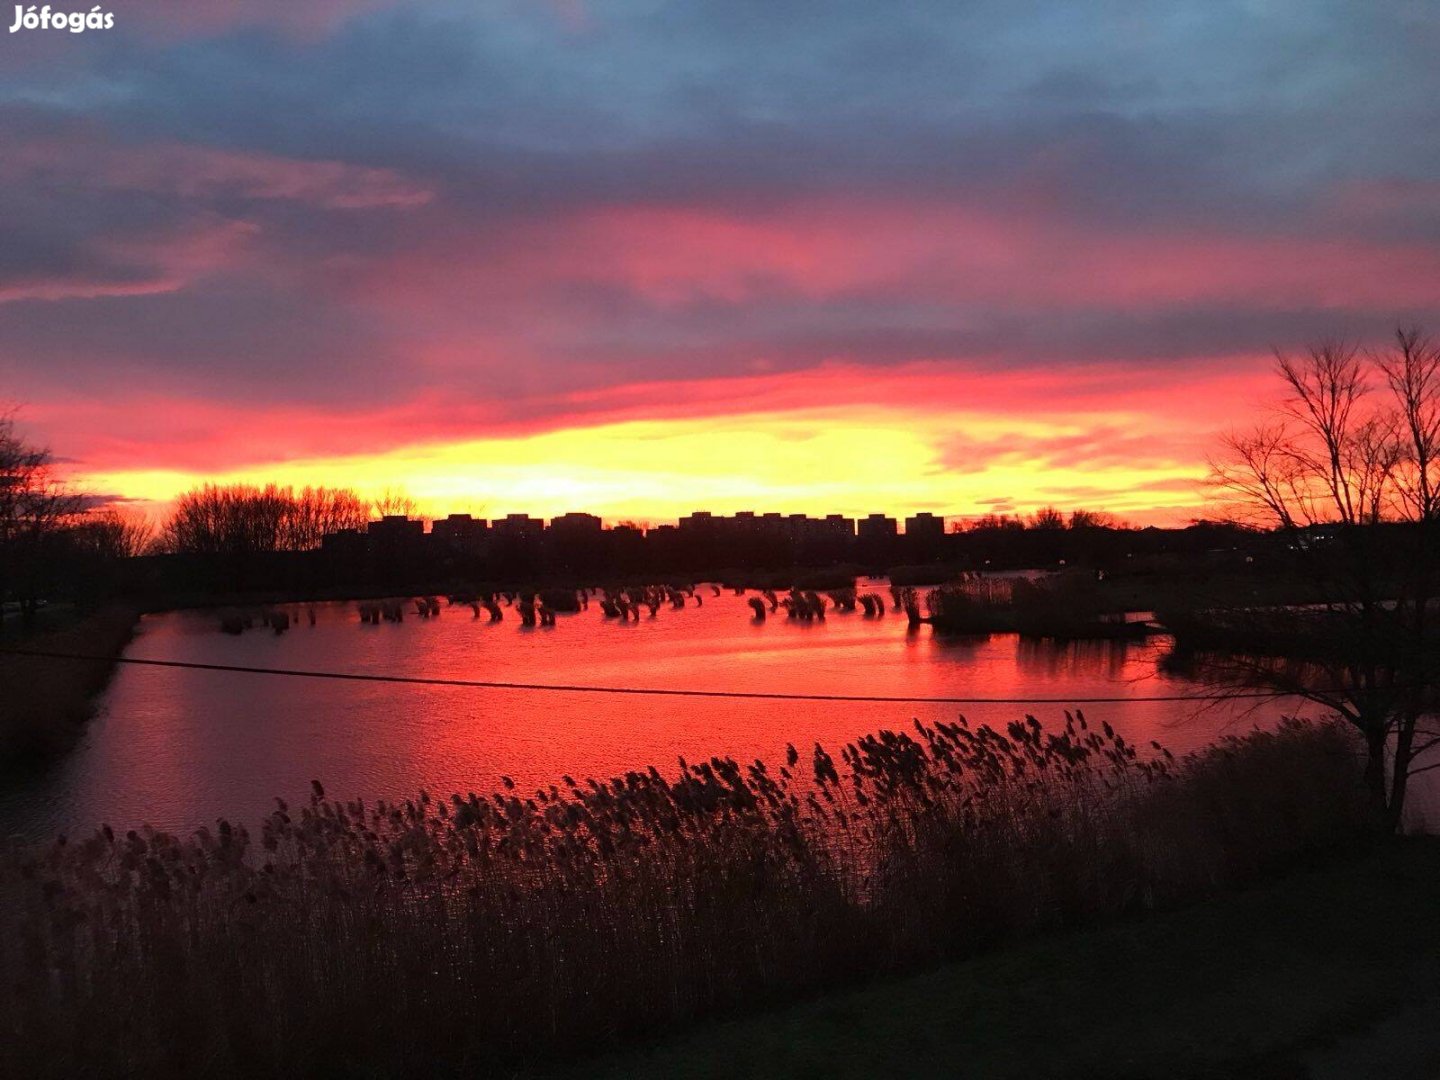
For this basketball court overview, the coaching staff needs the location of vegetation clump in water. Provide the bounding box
[923,576,1152,639]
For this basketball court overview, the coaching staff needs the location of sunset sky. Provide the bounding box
[4,2,1440,526]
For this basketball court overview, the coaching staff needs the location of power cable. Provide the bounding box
[0,648,1292,705]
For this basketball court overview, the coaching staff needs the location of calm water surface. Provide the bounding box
[0,586,1303,843]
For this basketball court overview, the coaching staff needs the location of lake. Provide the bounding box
[0,584,1306,844]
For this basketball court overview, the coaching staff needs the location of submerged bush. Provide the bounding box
[0,715,1367,1077]
[925,577,1150,639]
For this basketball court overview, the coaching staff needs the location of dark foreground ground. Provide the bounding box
[541,839,1440,1080]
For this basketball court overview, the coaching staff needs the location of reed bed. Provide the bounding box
[0,715,1367,1078]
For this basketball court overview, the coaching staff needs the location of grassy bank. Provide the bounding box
[0,606,138,767]
[0,714,1370,1078]
[555,836,1440,1080]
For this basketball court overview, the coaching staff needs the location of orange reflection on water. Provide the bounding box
[0,587,1302,843]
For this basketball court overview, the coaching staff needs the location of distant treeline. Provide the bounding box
[158,484,371,556]
[0,451,1278,610]
[89,481,1277,605]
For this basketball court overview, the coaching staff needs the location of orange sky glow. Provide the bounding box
[67,361,1272,528]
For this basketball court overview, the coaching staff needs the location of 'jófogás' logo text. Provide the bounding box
[10,5,114,33]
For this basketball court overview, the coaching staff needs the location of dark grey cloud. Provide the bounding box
[1,0,1438,458]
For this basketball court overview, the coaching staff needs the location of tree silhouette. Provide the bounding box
[162,484,370,555]
[371,487,418,520]
[1206,328,1440,829]
[1029,506,1066,530]
[70,509,155,561]
[0,413,83,624]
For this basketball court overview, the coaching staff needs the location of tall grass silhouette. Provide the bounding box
[0,715,1366,1077]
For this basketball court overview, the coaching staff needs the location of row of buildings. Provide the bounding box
[322,509,950,577]
[673,511,945,543]
[332,509,946,550]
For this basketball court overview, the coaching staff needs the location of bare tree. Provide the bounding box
[1029,506,1066,530]
[70,509,156,561]
[371,487,418,520]
[963,513,1026,532]
[281,487,370,550]
[163,485,286,556]
[162,484,370,555]
[1068,508,1117,530]
[1205,329,1440,829]
[0,413,84,624]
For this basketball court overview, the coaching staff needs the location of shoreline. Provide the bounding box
[0,606,140,769]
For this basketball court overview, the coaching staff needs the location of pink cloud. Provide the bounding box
[0,125,431,210]
[120,147,431,210]
[1327,177,1440,218]
[0,117,431,303]
[559,201,1440,310]
[31,357,1274,480]
[0,215,259,303]
[328,195,1440,325]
